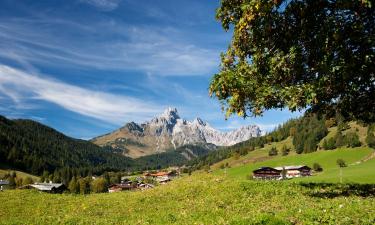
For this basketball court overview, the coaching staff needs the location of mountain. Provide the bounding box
[0,115,135,175]
[92,107,262,158]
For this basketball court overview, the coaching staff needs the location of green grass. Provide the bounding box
[215,147,375,183]
[0,168,39,181]
[1,172,374,224]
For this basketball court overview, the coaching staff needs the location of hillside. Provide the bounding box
[92,107,261,158]
[0,115,135,175]
[1,171,374,224]
[0,115,219,176]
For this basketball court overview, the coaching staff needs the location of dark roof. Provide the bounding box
[30,183,65,191]
[253,167,281,173]
[0,180,9,185]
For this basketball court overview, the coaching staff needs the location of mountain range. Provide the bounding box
[92,107,262,158]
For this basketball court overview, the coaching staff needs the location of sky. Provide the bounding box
[0,0,302,139]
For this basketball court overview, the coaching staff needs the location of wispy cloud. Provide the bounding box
[80,0,121,11]
[0,17,219,76]
[0,65,162,124]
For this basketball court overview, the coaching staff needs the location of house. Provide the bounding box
[144,171,177,183]
[252,167,282,180]
[23,182,67,193]
[108,182,138,193]
[0,180,9,190]
[253,165,312,180]
[274,165,312,178]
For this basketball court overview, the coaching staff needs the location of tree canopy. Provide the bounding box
[210,0,374,122]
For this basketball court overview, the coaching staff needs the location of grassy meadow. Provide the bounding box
[1,147,374,224]
[215,147,375,183]
[1,172,375,225]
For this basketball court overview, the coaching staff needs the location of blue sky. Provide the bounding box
[0,0,302,139]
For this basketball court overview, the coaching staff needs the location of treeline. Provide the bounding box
[190,114,375,170]
[0,170,141,194]
[0,115,215,177]
[0,116,136,175]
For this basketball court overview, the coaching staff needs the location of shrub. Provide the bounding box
[91,178,108,193]
[281,145,290,156]
[268,147,278,156]
[337,159,347,168]
[323,138,336,150]
[344,132,361,148]
[313,163,323,172]
[335,131,345,148]
[366,124,375,148]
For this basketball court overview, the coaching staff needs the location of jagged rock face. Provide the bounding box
[92,107,262,158]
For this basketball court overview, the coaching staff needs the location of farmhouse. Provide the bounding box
[274,165,312,178]
[23,182,67,193]
[108,182,138,193]
[144,171,178,184]
[253,167,282,180]
[253,165,312,180]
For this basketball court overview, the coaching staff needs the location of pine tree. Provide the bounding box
[68,177,79,194]
[366,124,375,148]
[335,131,345,148]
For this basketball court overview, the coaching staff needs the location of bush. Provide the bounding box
[366,124,375,148]
[335,131,345,148]
[323,138,336,150]
[91,178,108,193]
[344,132,361,148]
[268,147,278,156]
[313,163,323,172]
[337,159,347,168]
[281,145,290,156]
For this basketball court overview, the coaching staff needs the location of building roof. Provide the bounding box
[30,183,65,191]
[0,180,9,185]
[274,165,310,171]
[253,167,281,173]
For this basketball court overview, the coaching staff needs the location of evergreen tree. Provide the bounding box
[281,145,289,156]
[78,178,90,194]
[8,175,16,189]
[335,131,345,148]
[268,147,278,156]
[366,124,375,148]
[337,159,347,168]
[344,132,361,148]
[313,163,323,172]
[68,177,79,194]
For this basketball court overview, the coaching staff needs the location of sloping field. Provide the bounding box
[215,147,375,183]
[0,172,374,224]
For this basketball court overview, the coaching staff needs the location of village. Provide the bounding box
[0,165,315,194]
[0,170,180,194]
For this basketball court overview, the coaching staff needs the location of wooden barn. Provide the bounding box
[252,167,282,180]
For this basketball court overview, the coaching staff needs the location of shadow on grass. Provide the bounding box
[300,182,375,198]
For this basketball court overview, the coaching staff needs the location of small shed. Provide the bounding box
[252,167,282,180]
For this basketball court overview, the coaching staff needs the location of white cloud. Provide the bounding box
[0,65,162,124]
[80,0,121,11]
[0,18,219,76]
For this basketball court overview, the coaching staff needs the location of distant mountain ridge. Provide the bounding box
[92,107,262,158]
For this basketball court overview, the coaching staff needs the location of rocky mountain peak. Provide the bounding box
[193,117,206,126]
[93,107,262,158]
